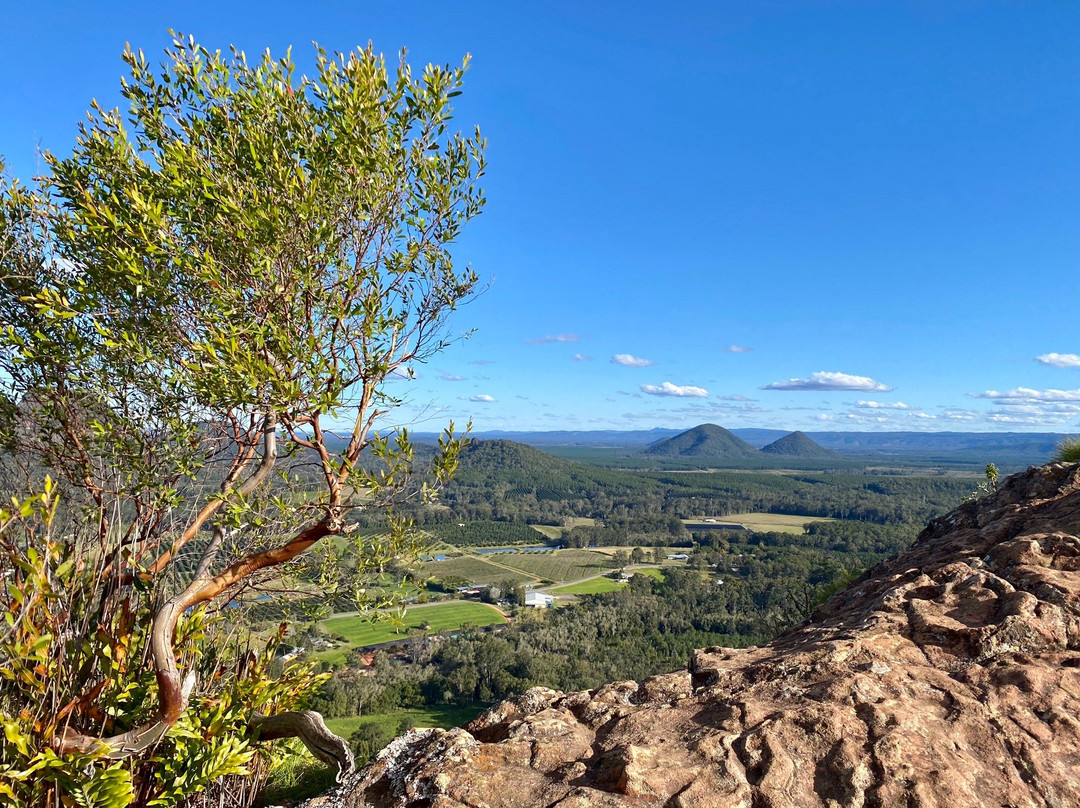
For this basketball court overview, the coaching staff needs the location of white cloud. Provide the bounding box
[439,371,465,382]
[525,333,579,345]
[1036,353,1080,368]
[680,400,769,415]
[843,413,891,424]
[389,366,417,380]
[469,359,496,366]
[470,394,496,403]
[855,400,916,410]
[726,345,753,353]
[572,353,593,362]
[938,398,1080,426]
[611,353,654,367]
[939,408,978,421]
[640,382,709,398]
[762,371,894,392]
[717,394,751,401]
[970,387,1080,403]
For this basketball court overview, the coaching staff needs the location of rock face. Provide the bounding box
[308,463,1080,808]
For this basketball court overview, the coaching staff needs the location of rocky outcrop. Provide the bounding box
[307,463,1080,807]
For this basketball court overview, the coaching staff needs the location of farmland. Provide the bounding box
[486,549,613,582]
[548,577,625,595]
[529,524,564,539]
[685,512,840,534]
[415,555,535,586]
[632,567,665,580]
[318,602,507,664]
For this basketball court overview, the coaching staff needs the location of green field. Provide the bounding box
[530,524,564,539]
[325,703,486,739]
[548,576,625,595]
[632,566,665,580]
[685,512,839,535]
[492,549,612,582]
[318,602,507,662]
[547,565,665,595]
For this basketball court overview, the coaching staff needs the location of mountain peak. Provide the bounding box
[642,423,758,458]
[759,430,839,458]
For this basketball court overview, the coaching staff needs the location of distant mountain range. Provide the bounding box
[439,427,682,447]
[412,426,1068,467]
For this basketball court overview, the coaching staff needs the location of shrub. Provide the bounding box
[1056,437,1080,463]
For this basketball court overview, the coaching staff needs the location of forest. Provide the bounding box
[290,445,979,771]
[390,439,977,529]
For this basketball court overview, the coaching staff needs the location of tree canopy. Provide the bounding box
[0,33,483,806]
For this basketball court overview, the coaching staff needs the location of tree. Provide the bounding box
[0,33,484,806]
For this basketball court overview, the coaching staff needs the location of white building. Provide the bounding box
[525,592,554,608]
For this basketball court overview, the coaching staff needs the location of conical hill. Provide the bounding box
[759,430,839,459]
[642,424,759,458]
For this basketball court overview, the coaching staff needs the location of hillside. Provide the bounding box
[447,438,642,498]
[453,438,582,483]
[759,430,839,459]
[641,423,759,459]
[428,438,973,530]
[309,462,1080,807]
[413,429,1065,468]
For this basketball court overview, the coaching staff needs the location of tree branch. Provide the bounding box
[249,710,353,780]
[55,517,338,760]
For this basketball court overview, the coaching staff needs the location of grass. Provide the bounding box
[1057,436,1080,462]
[586,545,636,556]
[325,703,486,739]
[685,512,839,534]
[530,524,564,539]
[492,549,612,582]
[546,564,666,595]
[633,566,665,580]
[257,743,338,807]
[318,602,506,662]
[548,576,625,595]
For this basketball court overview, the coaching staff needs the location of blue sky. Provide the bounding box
[3,1,1079,433]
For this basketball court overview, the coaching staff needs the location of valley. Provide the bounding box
[264,424,1008,781]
